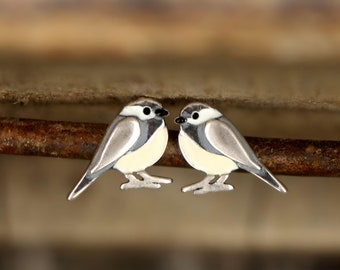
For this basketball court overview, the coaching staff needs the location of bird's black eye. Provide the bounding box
[192,112,199,120]
[143,107,151,115]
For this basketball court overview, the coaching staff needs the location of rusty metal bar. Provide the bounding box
[0,118,339,177]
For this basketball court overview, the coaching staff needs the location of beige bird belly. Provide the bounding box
[179,131,238,175]
[114,126,168,174]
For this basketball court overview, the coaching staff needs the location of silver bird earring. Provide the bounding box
[175,103,287,195]
[68,98,172,200]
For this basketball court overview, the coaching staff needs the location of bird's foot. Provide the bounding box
[121,172,172,190]
[193,183,234,195]
[121,181,161,190]
[121,174,161,190]
[137,171,172,185]
[182,175,234,195]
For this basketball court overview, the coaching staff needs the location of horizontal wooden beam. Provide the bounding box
[0,60,339,111]
[1,7,340,62]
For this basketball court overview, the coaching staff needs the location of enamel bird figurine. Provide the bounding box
[68,98,172,200]
[175,103,287,195]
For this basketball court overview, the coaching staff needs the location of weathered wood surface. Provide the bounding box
[0,0,340,254]
[0,1,340,62]
[0,60,339,111]
[1,156,340,252]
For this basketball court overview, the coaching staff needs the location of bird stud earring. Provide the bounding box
[175,103,287,195]
[68,98,172,200]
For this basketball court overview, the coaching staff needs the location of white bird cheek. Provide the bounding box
[139,111,155,121]
[120,106,155,120]
[199,108,222,122]
[187,108,222,125]
[120,106,140,117]
[187,118,200,125]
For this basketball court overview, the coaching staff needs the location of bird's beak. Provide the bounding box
[155,108,169,117]
[175,116,186,124]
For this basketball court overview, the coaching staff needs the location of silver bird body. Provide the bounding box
[68,99,172,200]
[175,103,287,195]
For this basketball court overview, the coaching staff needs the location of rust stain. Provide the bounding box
[0,118,339,177]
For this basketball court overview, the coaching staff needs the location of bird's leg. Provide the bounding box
[182,175,216,194]
[121,173,161,190]
[212,174,234,191]
[137,170,172,185]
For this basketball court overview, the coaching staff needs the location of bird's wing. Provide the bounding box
[68,117,140,200]
[88,116,141,174]
[205,118,261,170]
[205,118,287,193]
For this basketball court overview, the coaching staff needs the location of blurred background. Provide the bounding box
[0,0,340,269]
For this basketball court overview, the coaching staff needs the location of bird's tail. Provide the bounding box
[250,167,287,193]
[68,172,98,200]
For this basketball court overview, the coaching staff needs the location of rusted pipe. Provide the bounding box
[0,118,339,177]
